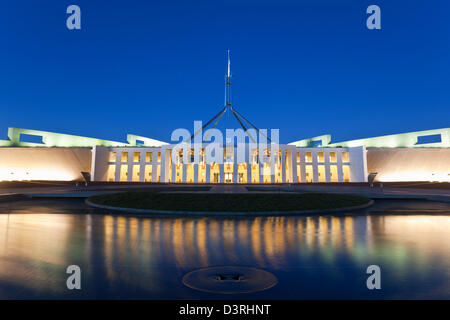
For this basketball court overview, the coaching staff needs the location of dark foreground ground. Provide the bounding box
[88,192,370,212]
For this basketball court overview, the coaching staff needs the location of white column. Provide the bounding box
[281,147,286,183]
[337,151,343,182]
[291,149,297,183]
[139,151,145,182]
[325,150,331,183]
[171,164,177,183]
[219,163,224,183]
[193,147,199,183]
[312,151,318,183]
[325,165,331,182]
[258,160,263,183]
[160,148,167,182]
[194,164,199,183]
[115,150,121,182]
[300,151,306,183]
[127,163,133,182]
[152,150,158,183]
[206,164,211,183]
[233,158,238,183]
[246,162,251,184]
[126,151,133,182]
[362,146,368,182]
[166,148,171,182]
[182,164,187,183]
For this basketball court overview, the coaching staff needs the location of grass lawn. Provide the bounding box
[88,191,371,212]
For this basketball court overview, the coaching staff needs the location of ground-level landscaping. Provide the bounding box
[88,191,371,213]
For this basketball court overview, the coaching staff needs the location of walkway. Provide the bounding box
[0,182,449,202]
[209,185,248,193]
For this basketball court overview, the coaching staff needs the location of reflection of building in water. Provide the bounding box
[0,213,372,284]
[0,214,80,295]
[98,215,365,272]
[1,213,450,296]
[367,215,450,269]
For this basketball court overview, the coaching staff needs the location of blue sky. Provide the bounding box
[1,0,449,144]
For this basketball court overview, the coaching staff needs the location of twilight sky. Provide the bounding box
[1,0,449,144]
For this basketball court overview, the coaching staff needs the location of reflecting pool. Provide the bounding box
[0,199,449,299]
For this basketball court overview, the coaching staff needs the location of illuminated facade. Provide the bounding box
[1,51,449,183]
[0,127,449,183]
[91,145,365,183]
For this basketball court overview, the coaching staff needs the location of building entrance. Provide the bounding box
[224,173,233,183]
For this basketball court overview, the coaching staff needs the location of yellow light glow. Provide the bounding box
[377,171,450,182]
[0,169,77,181]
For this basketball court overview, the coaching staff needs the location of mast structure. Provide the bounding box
[225,50,232,115]
[189,50,269,143]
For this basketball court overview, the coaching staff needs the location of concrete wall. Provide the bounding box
[367,148,450,182]
[90,146,110,182]
[0,147,92,181]
[12,145,447,183]
[349,146,368,182]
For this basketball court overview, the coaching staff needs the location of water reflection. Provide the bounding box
[0,199,449,299]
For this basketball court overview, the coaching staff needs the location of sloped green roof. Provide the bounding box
[0,128,168,148]
[289,128,450,148]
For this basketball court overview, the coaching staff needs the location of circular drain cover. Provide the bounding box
[182,266,277,294]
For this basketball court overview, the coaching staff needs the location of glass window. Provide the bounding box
[107,164,116,182]
[120,164,128,181]
[317,152,324,162]
[121,152,128,162]
[133,152,140,162]
[305,165,313,182]
[329,152,337,162]
[318,165,325,182]
[343,165,350,182]
[305,152,312,162]
[109,152,116,162]
[144,165,152,182]
[132,164,140,182]
[145,152,152,163]
[342,152,350,162]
